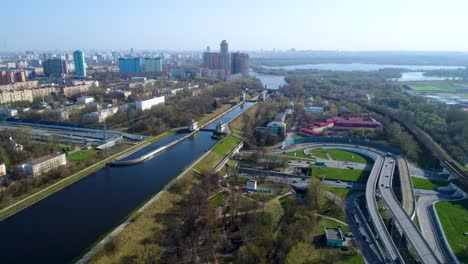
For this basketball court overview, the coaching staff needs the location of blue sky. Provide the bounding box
[2,0,467,51]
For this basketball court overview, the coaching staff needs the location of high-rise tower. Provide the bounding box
[220,40,228,53]
[73,50,87,77]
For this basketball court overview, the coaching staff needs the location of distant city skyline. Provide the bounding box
[2,0,468,51]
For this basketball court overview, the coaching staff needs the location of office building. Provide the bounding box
[143,57,162,72]
[18,152,67,177]
[73,50,87,77]
[119,58,143,73]
[43,58,67,77]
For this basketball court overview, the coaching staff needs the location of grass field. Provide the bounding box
[312,166,369,182]
[410,85,458,92]
[212,136,241,156]
[67,149,97,162]
[411,177,449,190]
[311,148,371,164]
[435,199,468,263]
[286,149,313,159]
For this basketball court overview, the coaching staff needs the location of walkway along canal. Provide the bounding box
[0,102,255,264]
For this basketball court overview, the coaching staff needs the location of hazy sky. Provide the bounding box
[3,0,468,51]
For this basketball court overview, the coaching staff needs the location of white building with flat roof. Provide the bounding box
[136,96,165,111]
[0,163,6,176]
[246,180,257,190]
[77,96,94,104]
[18,152,67,177]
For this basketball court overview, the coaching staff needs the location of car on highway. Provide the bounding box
[385,185,389,188]
[380,184,384,187]
[336,180,342,183]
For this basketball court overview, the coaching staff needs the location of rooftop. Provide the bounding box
[31,152,65,165]
[325,228,343,240]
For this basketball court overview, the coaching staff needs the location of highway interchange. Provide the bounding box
[242,143,462,264]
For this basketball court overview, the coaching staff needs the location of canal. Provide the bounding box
[0,102,255,264]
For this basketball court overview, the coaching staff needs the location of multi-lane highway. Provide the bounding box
[380,157,439,264]
[365,154,404,263]
[266,142,456,264]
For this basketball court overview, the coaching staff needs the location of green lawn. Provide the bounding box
[286,149,313,159]
[310,148,330,159]
[411,177,449,190]
[209,191,227,208]
[67,149,97,162]
[435,199,468,263]
[312,166,369,182]
[311,148,371,164]
[327,149,372,164]
[410,85,458,92]
[212,136,241,156]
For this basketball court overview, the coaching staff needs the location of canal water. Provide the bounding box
[0,102,254,264]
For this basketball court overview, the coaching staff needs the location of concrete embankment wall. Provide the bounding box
[110,131,196,166]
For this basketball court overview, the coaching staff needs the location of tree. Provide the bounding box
[285,242,314,264]
[306,177,323,211]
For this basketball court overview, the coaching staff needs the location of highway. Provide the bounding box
[380,156,439,264]
[397,157,416,219]
[417,195,460,264]
[268,142,451,263]
[365,155,403,263]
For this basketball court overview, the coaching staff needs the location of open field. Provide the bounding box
[67,149,97,162]
[311,148,371,164]
[312,166,369,182]
[411,177,448,190]
[435,199,468,263]
[409,85,458,92]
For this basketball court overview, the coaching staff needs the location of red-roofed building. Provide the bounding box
[332,116,382,131]
[300,114,382,136]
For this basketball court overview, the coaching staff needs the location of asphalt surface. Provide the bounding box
[417,194,459,264]
[380,157,439,264]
